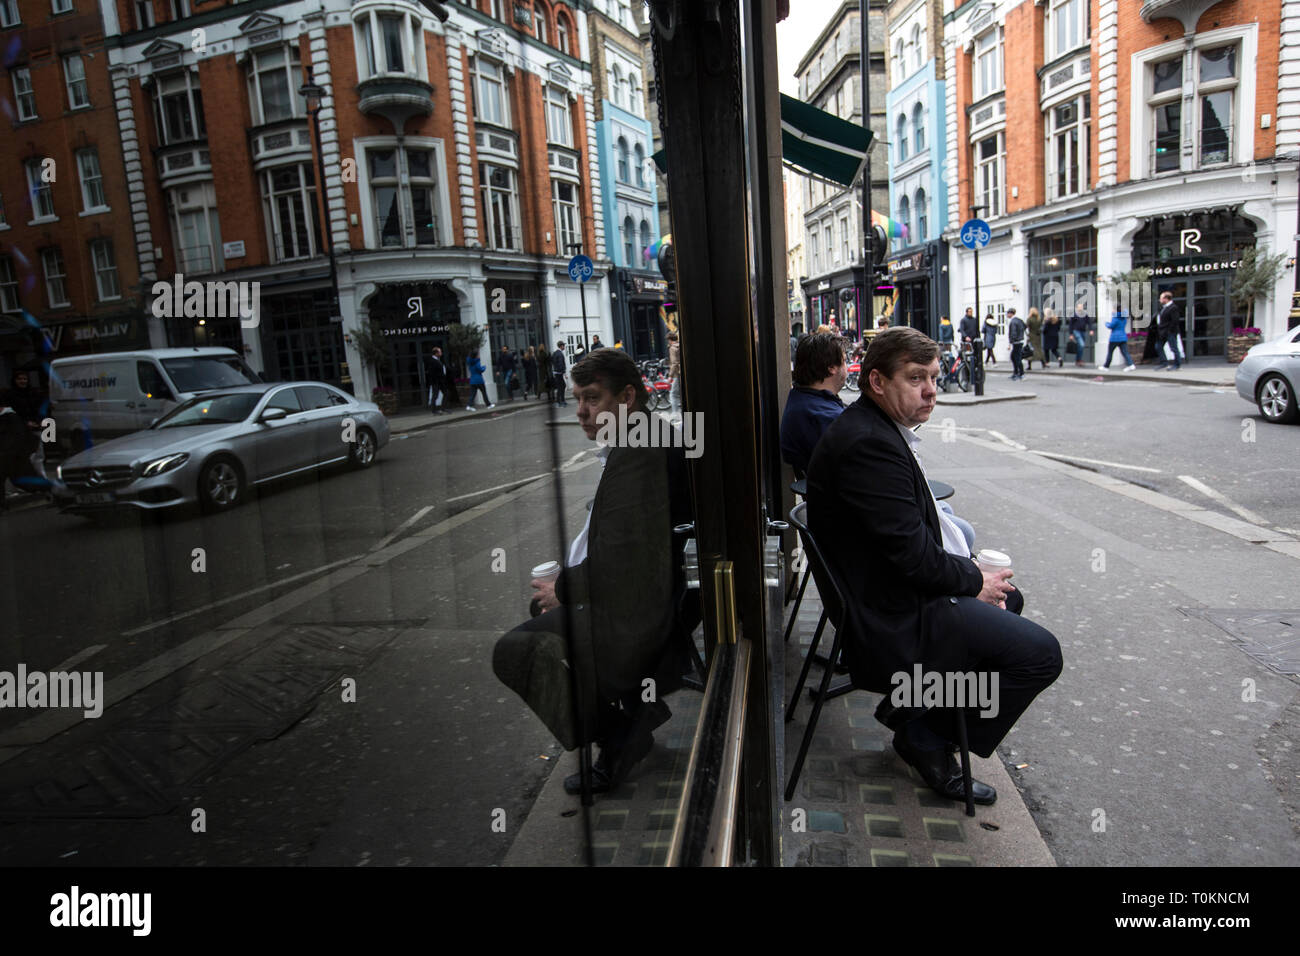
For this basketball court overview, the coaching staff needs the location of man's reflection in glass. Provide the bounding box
[493,349,693,795]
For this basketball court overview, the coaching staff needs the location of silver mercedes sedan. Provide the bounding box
[1235,325,1300,424]
[53,382,390,514]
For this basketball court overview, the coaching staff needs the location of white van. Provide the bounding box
[50,347,261,451]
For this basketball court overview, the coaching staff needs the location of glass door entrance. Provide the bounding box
[387,335,444,408]
[1155,276,1237,359]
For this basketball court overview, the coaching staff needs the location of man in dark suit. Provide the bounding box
[494,349,692,795]
[425,346,447,414]
[958,308,979,347]
[806,327,1061,805]
[550,341,568,407]
[1154,291,1183,370]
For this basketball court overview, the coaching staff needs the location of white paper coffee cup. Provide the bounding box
[975,549,1012,574]
[531,560,562,583]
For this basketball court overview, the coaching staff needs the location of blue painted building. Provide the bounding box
[589,4,665,358]
[884,0,949,336]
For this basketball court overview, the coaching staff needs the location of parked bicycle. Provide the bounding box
[938,344,972,393]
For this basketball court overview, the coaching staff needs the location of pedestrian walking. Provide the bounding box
[497,345,518,401]
[1026,307,1043,371]
[550,341,569,407]
[1154,291,1184,371]
[982,314,998,365]
[1068,304,1093,367]
[1042,309,1062,366]
[536,344,551,402]
[522,346,539,399]
[425,346,448,414]
[1100,306,1137,370]
[958,307,979,349]
[466,353,493,410]
[937,315,954,347]
[1007,308,1026,380]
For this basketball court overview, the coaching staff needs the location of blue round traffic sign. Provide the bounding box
[960,219,991,250]
[567,254,594,283]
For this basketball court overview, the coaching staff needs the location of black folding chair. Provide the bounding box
[783,502,978,816]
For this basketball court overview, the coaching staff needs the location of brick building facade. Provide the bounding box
[1,0,145,388]
[942,0,1299,362]
[5,0,609,408]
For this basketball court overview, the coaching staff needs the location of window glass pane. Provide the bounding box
[1200,90,1232,164]
[261,67,291,123]
[1199,46,1236,83]
[1153,57,1181,95]
[382,15,405,72]
[408,150,431,179]
[1154,102,1180,171]
[411,187,437,245]
[369,149,397,178]
[375,186,402,246]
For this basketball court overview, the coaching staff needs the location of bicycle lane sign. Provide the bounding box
[567,254,594,283]
[960,219,991,250]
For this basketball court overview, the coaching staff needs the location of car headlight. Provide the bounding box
[141,452,189,477]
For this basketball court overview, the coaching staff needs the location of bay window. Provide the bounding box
[553,180,579,252]
[472,58,508,127]
[480,161,520,250]
[355,8,427,81]
[1047,0,1087,60]
[1047,94,1089,200]
[974,131,1004,217]
[973,27,1002,100]
[261,163,320,262]
[545,85,571,147]
[248,46,305,126]
[152,71,206,145]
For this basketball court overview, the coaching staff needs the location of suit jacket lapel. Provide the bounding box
[859,397,941,539]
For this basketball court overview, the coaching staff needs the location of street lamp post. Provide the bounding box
[970,203,986,395]
[299,68,343,333]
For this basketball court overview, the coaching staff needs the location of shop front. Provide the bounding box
[801,267,864,336]
[260,287,348,389]
[884,244,948,337]
[1028,226,1098,364]
[368,281,460,407]
[626,273,668,360]
[45,312,152,357]
[1131,210,1255,360]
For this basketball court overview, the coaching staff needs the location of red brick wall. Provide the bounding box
[1004,3,1044,214]
[1113,0,1280,184]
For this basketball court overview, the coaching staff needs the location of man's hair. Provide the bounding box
[556,341,565,349]
[1007,308,1017,316]
[793,332,845,387]
[570,347,649,408]
[861,326,939,380]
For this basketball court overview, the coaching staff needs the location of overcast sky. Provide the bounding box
[776,0,850,95]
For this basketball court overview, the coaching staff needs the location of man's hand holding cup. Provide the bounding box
[530,561,562,616]
[974,549,1015,609]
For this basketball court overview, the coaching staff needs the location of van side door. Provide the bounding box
[135,361,177,430]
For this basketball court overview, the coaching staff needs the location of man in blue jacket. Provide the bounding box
[780,332,848,477]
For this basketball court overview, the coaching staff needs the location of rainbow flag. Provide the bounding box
[871,210,909,243]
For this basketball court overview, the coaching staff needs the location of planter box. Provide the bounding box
[1227,335,1260,364]
[372,391,399,416]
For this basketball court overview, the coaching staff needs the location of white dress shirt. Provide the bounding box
[894,422,970,558]
[566,444,612,568]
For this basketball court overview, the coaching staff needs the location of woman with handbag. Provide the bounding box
[536,344,551,403]
[982,314,998,365]
[1042,310,1062,367]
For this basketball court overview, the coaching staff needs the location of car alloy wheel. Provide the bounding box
[200,458,243,511]
[1258,374,1297,423]
[350,428,377,468]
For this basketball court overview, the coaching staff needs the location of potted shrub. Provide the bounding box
[1229,247,1286,361]
[348,319,398,414]
[1227,326,1263,364]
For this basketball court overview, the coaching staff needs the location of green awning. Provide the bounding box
[778,93,872,187]
[651,94,872,187]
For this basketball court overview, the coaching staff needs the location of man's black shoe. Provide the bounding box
[563,731,655,796]
[892,730,996,806]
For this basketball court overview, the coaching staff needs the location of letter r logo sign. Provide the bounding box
[1179,228,1202,254]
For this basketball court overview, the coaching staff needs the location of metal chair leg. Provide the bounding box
[785,629,846,801]
[783,567,810,643]
[786,610,828,721]
[955,710,975,817]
